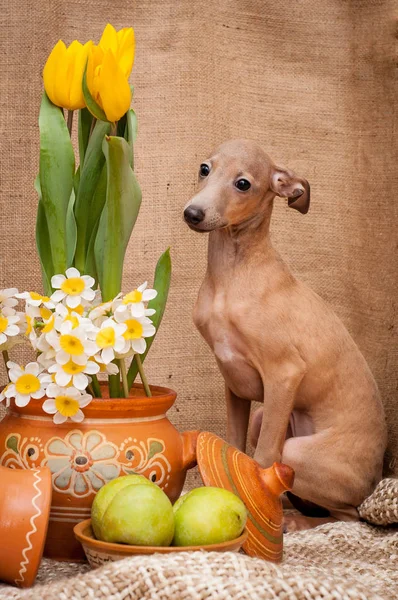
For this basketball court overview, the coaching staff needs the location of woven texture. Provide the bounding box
[358,478,398,526]
[0,522,397,600]
[0,482,396,598]
[0,0,396,482]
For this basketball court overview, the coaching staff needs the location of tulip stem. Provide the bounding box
[89,117,97,138]
[135,355,152,397]
[67,110,74,136]
[110,122,117,136]
[2,351,10,382]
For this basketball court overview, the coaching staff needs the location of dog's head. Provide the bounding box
[184,139,310,232]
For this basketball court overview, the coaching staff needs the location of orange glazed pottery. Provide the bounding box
[0,465,52,588]
[0,384,198,562]
[196,432,294,562]
[74,519,248,568]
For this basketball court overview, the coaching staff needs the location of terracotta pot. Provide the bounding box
[0,465,52,587]
[0,384,198,562]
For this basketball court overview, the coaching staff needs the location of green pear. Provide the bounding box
[91,474,154,540]
[173,487,247,546]
[97,483,175,546]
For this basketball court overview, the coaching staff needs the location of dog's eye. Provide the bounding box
[235,178,251,191]
[199,163,210,177]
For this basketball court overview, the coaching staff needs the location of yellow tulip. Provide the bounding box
[86,43,132,123]
[43,40,92,111]
[99,24,135,78]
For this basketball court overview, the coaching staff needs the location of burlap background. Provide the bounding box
[0,0,396,482]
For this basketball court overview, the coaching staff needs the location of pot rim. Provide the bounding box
[4,383,177,419]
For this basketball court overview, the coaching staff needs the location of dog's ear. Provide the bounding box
[270,167,310,214]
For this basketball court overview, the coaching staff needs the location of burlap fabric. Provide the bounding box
[1,520,397,600]
[0,480,396,598]
[0,1,397,597]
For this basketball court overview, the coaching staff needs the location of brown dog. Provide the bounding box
[184,139,387,529]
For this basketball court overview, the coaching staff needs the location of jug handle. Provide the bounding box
[181,430,199,470]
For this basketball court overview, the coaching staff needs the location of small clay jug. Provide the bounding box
[0,465,52,587]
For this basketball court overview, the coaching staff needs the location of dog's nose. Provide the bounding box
[184,206,205,225]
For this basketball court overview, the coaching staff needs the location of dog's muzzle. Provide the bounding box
[184,206,205,226]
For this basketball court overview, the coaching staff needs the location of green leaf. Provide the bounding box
[124,109,137,169]
[126,108,138,143]
[74,121,110,272]
[65,189,77,268]
[83,165,108,283]
[82,63,109,122]
[78,107,94,167]
[38,92,75,275]
[35,176,53,296]
[95,136,142,301]
[127,248,172,388]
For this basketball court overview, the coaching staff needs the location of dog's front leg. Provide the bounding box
[253,366,304,467]
[226,385,251,452]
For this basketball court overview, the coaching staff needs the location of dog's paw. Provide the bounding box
[283,514,336,533]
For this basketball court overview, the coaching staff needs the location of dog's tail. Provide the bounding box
[286,492,330,517]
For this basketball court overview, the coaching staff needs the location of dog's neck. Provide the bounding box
[207,201,277,278]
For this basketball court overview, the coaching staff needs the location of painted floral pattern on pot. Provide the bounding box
[1,434,44,470]
[119,437,172,488]
[0,430,172,496]
[42,430,121,498]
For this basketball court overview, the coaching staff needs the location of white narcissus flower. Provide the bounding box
[54,303,95,333]
[92,354,119,375]
[51,268,95,309]
[0,383,11,408]
[43,384,92,424]
[0,312,20,345]
[5,361,48,408]
[95,318,127,364]
[114,282,157,318]
[46,321,98,364]
[48,357,100,390]
[0,288,19,310]
[16,291,55,309]
[114,313,156,355]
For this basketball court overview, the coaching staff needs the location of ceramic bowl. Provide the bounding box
[74,519,248,568]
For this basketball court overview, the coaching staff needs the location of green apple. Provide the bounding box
[173,487,247,546]
[96,482,175,546]
[91,474,154,540]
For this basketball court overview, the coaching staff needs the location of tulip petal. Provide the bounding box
[43,40,66,107]
[69,41,92,110]
[99,24,118,56]
[116,28,135,78]
[98,50,131,122]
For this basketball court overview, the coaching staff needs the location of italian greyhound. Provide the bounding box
[184,139,387,530]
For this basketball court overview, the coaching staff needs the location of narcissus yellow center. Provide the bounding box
[42,315,55,333]
[0,316,9,333]
[65,314,80,329]
[30,292,51,302]
[63,360,85,375]
[69,304,84,316]
[123,319,143,340]
[96,327,116,348]
[60,334,84,356]
[55,395,79,417]
[25,315,33,335]
[61,277,85,296]
[15,374,41,395]
[40,307,53,320]
[123,290,142,304]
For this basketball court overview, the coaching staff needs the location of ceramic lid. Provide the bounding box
[196,431,294,562]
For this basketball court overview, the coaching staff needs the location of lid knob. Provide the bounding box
[260,462,295,497]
